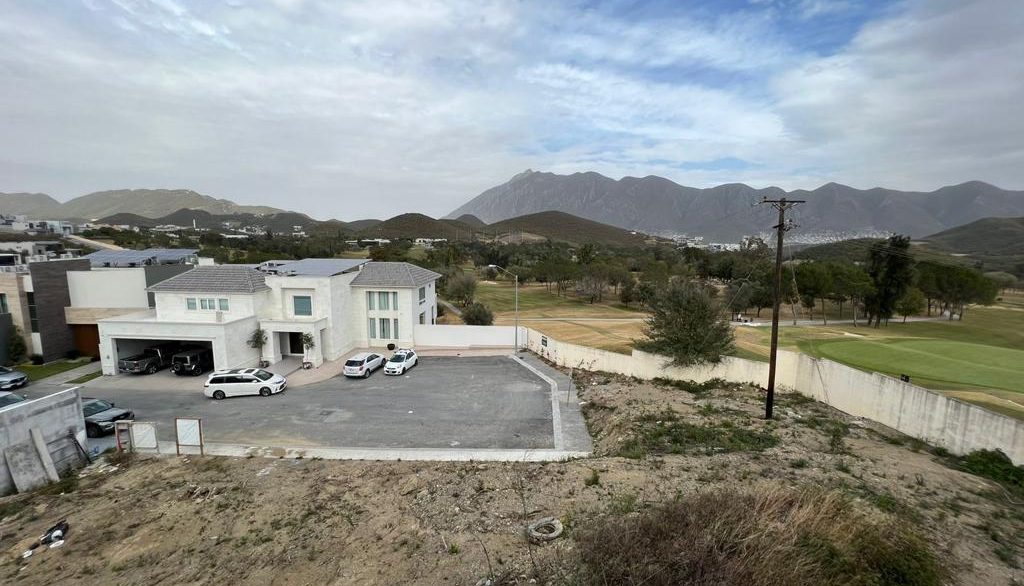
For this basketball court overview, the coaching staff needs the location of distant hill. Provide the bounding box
[98,208,332,235]
[357,213,476,240]
[454,214,486,228]
[922,217,1024,256]
[486,211,652,246]
[1,188,282,220]
[448,171,1024,241]
[0,192,63,217]
[343,219,383,232]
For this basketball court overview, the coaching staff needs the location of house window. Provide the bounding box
[218,298,229,311]
[200,298,218,310]
[293,295,312,316]
[368,318,376,338]
[186,298,197,310]
[419,312,425,325]
[393,318,399,339]
[392,291,398,308]
[26,292,38,333]
[0,293,8,315]
[378,291,389,310]
[366,291,375,310]
[379,317,390,339]
[418,286,426,302]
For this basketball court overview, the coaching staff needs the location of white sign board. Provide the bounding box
[130,422,159,451]
[175,418,203,455]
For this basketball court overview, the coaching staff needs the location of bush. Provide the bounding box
[636,280,735,366]
[575,487,944,586]
[461,302,494,326]
[956,449,1024,498]
[29,353,45,365]
[445,271,477,307]
[6,327,27,365]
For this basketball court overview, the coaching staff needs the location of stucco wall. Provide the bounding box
[413,324,527,348]
[525,328,1024,464]
[68,268,149,308]
[0,388,86,495]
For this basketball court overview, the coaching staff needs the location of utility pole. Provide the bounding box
[761,197,804,419]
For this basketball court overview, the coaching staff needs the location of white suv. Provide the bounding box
[384,349,418,375]
[343,353,384,378]
[204,368,287,400]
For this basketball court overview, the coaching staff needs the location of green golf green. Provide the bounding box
[803,338,1024,393]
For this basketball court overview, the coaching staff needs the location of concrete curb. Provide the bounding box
[156,442,590,462]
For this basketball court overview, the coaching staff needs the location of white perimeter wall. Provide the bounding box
[68,268,150,308]
[413,324,527,348]
[526,328,1024,465]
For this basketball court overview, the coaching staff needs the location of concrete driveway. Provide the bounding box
[24,355,591,456]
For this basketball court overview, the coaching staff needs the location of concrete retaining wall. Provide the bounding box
[0,388,86,494]
[414,324,528,348]
[525,328,1024,465]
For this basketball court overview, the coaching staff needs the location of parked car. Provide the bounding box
[384,348,418,375]
[204,368,287,400]
[82,397,134,438]
[0,366,28,390]
[0,391,27,410]
[343,353,384,378]
[171,347,214,376]
[118,342,180,374]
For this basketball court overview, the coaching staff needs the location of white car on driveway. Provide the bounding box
[384,349,418,375]
[204,368,287,400]
[343,353,384,378]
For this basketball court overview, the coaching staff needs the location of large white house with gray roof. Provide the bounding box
[95,260,440,375]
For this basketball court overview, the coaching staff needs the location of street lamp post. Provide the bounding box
[488,264,519,351]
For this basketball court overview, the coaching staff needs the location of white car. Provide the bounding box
[204,368,287,400]
[384,349,418,375]
[343,353,384,378]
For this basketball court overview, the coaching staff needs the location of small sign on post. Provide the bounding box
[115,421,133,453]
[174,417,204,456]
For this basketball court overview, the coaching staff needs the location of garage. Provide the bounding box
[113,338,216,378]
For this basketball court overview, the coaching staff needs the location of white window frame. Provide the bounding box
[293,295,313,317]
[218,298,229,311]
[367,291,375,310]
[368,318,376,338]
[186,297,197,310]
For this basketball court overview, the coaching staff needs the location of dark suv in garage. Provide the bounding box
[171,347,214,376]
[117,342,180,374]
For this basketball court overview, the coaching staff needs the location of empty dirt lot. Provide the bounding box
[1,366,1021,585]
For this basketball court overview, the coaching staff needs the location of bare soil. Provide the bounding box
[1,371,1021,585]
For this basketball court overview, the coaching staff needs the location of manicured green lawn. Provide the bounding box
[66,370,104,384]
[802,337,1024,393]
[19,359,94,381]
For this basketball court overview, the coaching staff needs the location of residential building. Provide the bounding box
[95,260,441,375]
[84,248,198,268]
[0,258,90,361]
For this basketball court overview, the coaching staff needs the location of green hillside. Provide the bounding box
[485,211,652,246]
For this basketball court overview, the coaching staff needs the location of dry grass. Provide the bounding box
[575,486,944,586]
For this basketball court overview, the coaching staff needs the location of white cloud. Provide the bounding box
[0,0,1021,221]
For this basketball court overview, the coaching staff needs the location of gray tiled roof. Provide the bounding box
[350,262,442,288]
[147,265,268,293]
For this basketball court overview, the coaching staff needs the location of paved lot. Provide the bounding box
[26,356,574,451]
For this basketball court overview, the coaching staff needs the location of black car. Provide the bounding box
[82,398,134,438]
[171,347,214,376]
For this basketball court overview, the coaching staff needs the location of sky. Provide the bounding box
[1,0,1022,220]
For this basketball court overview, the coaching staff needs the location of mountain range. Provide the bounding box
[0,189,281,220]
[446,170,1024,241]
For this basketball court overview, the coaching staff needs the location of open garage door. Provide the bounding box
[114,338,216,378]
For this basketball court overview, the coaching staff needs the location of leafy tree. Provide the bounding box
[795,262,833,324]
[444,272,477,307]
[895,288,926,322]
[637,280,735,366]
[369,242,410,262]
[6,326,27,365]
[619,278,637,305]
[864,235,914,327]
[984,271,1018,292]
[461,302,494,326]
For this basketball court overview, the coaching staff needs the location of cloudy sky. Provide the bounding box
[1,0,1022,220]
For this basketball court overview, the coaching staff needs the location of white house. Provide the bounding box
[95,260,441,375]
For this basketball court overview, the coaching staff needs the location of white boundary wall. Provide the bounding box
[414,324,528,348]
[526,328,1024,465]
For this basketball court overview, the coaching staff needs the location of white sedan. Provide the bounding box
[384,349,418,375]
[343,353,385,378]
[204,368,287,399]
